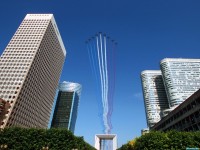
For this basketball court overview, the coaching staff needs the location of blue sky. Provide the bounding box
[1,0,200,147]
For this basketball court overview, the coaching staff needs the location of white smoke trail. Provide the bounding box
[96,36,105,116]
[88,33,116,134]
[99,34,107,131]
[104,35,109,133]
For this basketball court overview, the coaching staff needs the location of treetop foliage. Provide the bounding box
[118,131,200,150]
[0,127,96,150]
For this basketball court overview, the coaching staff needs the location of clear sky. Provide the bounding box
[0,0,200,147]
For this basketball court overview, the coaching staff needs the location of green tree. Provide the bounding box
[0,127,96,150]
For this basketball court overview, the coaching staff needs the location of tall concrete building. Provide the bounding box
[51,81,81,133]
[160,58,200,108]
[0,14,66,128]
[141,70,169,128]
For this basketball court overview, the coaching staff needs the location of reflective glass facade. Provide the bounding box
[141,70,169,128]
[161,58,200,107]
[51,81,81,133]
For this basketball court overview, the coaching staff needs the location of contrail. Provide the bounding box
[104,35,109,133]
[96,35,105,113]
[87,33,117,134]
[99,34,106,108]
[99,33,109,132]
[91,38,103,119]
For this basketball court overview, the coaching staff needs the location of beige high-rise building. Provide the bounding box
[0,14,66,128]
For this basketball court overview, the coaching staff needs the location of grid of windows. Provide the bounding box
[161,58,200,107]
[0,14,66,128]
[141,70,169,128]
[0,19,47,102]
[52,91,74,128]
[51,81,82,133]
[153,89,200,132]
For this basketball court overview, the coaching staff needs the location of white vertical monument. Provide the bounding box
[95,134,117,150]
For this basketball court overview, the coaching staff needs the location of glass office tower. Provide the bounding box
[0,14,66,128]
[161,58,200,107]
[51,81,82,133]
[141,70,169,128]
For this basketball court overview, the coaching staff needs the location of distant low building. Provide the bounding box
[141,128,149,135]
[0,99,11,125]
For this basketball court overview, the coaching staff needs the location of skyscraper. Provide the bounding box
[0,14,66,128]
[51,81,82,133]
[141,70,169,128]
[160,58,200,107]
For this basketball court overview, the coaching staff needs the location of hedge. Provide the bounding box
[0,127,96,150]
[118,131,200,150]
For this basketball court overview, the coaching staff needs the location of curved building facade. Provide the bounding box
[141,70,169,128]
[160,58,200,107]
[51,81,82,133]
